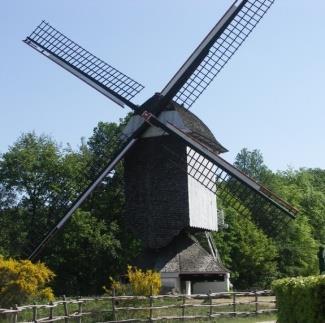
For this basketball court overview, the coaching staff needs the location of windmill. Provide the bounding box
[24,0,298,293]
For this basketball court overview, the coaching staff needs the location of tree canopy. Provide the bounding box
[0,123,323,294]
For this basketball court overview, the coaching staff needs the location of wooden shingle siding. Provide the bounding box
[124,136,189,249]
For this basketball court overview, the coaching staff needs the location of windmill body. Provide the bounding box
[23,0,298,295]
[123,102,230,292]
[123,102,227,248]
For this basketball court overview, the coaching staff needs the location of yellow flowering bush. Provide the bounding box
[127,266,161,296]
[0,257,55,307]
[104,266,161,296]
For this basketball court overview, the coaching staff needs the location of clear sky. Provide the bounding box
[1,0,324,171]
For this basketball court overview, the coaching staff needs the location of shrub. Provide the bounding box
[127,266,161,296]
[0,257,55,307]
[272,275,325,323]
[104,266,161,296]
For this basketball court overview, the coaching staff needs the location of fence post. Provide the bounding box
[149,285,153,322]
[182,294,186,321]
[49,301,54,320]
[63,295,69,323]
[255,291,258,315]
[77,297,83,323]
[232,292,237,317]
[111,288,116,321]
[13,305,18,323]
[32,303,37,322]
[208,290,212,319]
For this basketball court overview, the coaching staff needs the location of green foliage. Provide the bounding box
[234,148,272,183]
[44,210,124,295]
[213,149,323,290]
[0,127,140,296]
[214,208,278,289]
[275,216,318,277]
[0,133,89,255]
[273,168,325,244]
[0,257,55,307]
[0,125,324,295]
[319,246,325,274]
[272,275,325,323]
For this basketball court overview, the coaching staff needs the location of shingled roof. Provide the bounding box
[134,233,228,274]
[167,102,228,154]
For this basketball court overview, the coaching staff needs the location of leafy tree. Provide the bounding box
[1,129,323,295]
[234,148,272,183]
[274,168,325,244]
[214,208,278,289]
[275,216,318,277]
[44,210,123,295]
[0,184,19,256]
[215,148,322,289]
[0,133,89,254]
[0,128,140,295]
[231,149,321,280]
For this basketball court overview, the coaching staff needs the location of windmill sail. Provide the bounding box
[145,113,298,234]
[161,0,274,109]
[24,21,144,110]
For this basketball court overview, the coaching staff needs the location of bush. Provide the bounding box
[272,275,325,323]
[127,266,161,296]
[0,257,55,307]
[104,266,161,296]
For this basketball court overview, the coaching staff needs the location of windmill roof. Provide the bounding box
[133,233,228,274]
[123,101,228,154]
[168,102,228,154]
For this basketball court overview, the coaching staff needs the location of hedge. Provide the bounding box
[272,275,325,323]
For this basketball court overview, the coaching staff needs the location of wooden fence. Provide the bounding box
[0,290,276,322]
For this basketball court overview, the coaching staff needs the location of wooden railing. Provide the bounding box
[0,290,276,322]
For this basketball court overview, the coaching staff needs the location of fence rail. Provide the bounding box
[0,290,276,322]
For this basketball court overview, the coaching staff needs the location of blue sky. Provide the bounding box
[1,0,324,171]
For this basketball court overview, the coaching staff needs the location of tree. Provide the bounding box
[273,168,325,244]
[216,149,322,288]
[0,133,89,254]
[0,126,140,295]
[1,130,323,294]
[44,210,123,295]
[234,148,272,183]
[275,217,318,277]
[213,208,278,290]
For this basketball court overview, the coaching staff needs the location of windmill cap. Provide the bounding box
[166,101,228,154]
[123,101,228,154]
